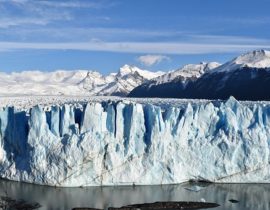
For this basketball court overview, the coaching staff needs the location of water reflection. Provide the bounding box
[0,179,269,210]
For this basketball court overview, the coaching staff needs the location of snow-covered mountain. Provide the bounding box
[213,49,270,72]
[150,62,220,85]
[0,65,164,96]
[190,49,270,100]
[129,61,221,97]
[79,65,164,96]
[2,49,270,99]
[129,50,270,100]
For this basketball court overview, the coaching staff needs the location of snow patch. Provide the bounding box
[152,62,220,84]
[213,50,270,73]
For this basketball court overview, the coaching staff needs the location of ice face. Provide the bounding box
[0,96,270,187]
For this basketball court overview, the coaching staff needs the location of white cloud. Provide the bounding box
[0,41,270,55]
[0,0,107,8]
[185,34,270,44]
[35,1,105,9]
[0,0,108,28]
[0,18,49,28]
[137,55,170,66]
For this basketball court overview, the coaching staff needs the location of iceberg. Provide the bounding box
[0,96,270,187]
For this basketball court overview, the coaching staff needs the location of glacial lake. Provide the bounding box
[0,179,269,210]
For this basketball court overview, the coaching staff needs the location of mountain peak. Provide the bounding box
[118,64,136,76]
[117,64,164,80]
[234,49,270,68]
[212,49,270,73]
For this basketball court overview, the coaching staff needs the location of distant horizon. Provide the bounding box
[0,0,270,73]
[0,48,269,74]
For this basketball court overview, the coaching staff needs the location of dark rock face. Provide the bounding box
[128,79,188,98]
[72,201,219,210]
[229,199,239,203]
[72,208,102,210]
[129,67,270,101]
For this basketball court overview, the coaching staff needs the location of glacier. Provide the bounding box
[0,96,270,187]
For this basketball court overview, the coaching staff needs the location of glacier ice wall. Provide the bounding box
[0,97,270,186]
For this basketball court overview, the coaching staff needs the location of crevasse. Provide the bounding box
[0,97,270,187]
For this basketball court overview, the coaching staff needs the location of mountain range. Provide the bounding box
[1,49,270,100]
[129,49,270,100]
[0,64,163,96]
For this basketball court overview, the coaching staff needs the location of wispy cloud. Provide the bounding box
[185,34,270,44]
[0,0,112,28]
[0,18,50,28]
[0,41,270,54]
[0,0,269,55]
[36,1,103,8]
[137,55,170,66]
[2,25,267,44]
[0,4,72,28]
[0,0,110,9]
[215,16,270,25]
[0,27,180,42]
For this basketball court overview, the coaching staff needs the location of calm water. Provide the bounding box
[0,179,269,210]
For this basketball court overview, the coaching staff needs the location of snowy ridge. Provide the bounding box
[234,49,270,68]
[117,64,164,80]
[213,49,270,73]
[1,96,270,186]
[92,65,164,96]
[0,65,164,96]
[152,62,220,84]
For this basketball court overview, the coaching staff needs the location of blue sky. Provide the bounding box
[0,0,270,74]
